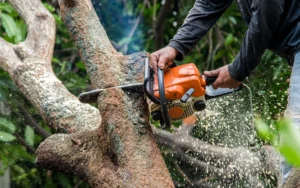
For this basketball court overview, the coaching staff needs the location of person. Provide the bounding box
[150,0,300,185]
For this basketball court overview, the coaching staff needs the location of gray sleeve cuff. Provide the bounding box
[228,63,246,82]
[168,41,187,61]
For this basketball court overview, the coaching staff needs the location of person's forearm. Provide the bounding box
[169,0,233,60]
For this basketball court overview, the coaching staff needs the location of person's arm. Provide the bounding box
[228,0,284,81]
[169,0,233,60]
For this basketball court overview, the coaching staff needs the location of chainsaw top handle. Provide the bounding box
[157,67,171,129]
[144,57,171,129]
[144,58,160,104]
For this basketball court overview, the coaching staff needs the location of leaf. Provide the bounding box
[43,3,55,13]
[118,37,131,46]
[256,119,272,140]
[0,3,16,14]
[0,117,16,133]
[0,131,16,142]
[25,126,35,147]
[277,119,300,167]
[225,34,234,47]
[14,20,27,43]
[229,16,237,25]
[76,62,86,70]
[56,172,72,188]
[0,12,17,38]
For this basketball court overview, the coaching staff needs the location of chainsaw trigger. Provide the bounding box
[180,88,195,103]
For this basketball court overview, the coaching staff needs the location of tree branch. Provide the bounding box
[58,0,122,89]
[36,131,123,187]
[18,103,51,138]
[15,133,36,154]
[11,58,101,132]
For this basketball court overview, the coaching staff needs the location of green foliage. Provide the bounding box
[0,13,17,37]
[0,117,16,133]
[0,2,26,43]
[25,126,35,147]
[256,118,300,167]
[0,118,16,142]
[0,131,16,142]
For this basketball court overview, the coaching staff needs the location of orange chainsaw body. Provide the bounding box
[153,63,206,99]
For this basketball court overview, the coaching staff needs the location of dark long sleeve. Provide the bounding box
[168,0,233,60]
[228,0,285,81]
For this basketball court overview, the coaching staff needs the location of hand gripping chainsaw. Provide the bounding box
[78,57,242,129]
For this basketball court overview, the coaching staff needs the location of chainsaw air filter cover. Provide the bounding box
[153,63,206,99]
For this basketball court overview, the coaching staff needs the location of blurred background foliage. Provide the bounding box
[0,0,291,187]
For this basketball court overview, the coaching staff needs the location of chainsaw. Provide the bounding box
[78,57,242,129]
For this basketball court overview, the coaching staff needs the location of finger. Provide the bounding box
[158,56,167,70]
[212,78,223,89]
[204,69,219,77]
[150,54,159,73]
[166,61,174,69]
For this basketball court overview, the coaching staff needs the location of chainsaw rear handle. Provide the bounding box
[205,76,217,86]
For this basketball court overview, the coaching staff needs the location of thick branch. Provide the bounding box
[59,0,122,88]
[12,58,101,132]
[36,131,123,187]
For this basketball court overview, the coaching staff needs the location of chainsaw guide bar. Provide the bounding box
[78,83,143,103]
